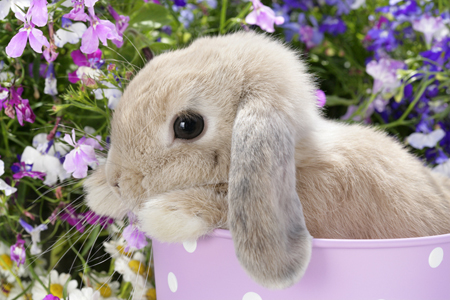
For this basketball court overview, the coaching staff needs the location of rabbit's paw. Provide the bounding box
[137,195,211,243]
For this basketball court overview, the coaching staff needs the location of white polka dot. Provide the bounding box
[183,240,197,253]
[168,272,178,292]
[242,292,262,300]
[429,247,444,268]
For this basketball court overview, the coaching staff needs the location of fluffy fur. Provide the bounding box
[84,32,450,289]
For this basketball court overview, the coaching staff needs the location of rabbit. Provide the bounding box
[83,31,450,290]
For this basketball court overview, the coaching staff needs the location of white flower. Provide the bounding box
[434,160,450,177]
[87,273,120,300]
[406,128,446,150]
[32,270,78,300]
[93,82,122,109]
[131,283,156,300]
[69,288,100,300]
[54,22,87,47]
[0,0,30,21]
[7,281,32,300]
[413,15,449,45]
[114,252,149,289]
[20,219,47,255]
[0,159,17,196]
[0,242,27,282]
[104,238,136,259]
[44,75,58,96]
[20,133,70,186]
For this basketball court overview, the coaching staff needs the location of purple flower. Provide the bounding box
[43,295,60,300]
[44,63,57,96]
[12,161,46,180]
[10,235,26,266]
[63,129,99,178]
[107,5,129,48]
[173,0,186,6]
[83,211,114,229]
[80,7,122,54]
[245,0,284,33]
[28,0,48,27]
[19,218,47,255]
[5,13,50,58]
[299,25,324,49]
[68,49,103,84]
[319,16,347,35]
[63,0,88,21]
[15,99,36,126]
[316,90,326,107]
[60,205,85,233]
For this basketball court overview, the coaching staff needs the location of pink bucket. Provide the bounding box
[152,229,450,300]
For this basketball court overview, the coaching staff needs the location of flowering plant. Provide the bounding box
[1,0,450,299]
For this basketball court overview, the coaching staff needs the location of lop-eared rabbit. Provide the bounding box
[84,32,450,289]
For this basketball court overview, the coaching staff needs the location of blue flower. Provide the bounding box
[319,16,346,36]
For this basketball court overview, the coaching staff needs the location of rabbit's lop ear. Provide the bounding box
[228,99,312,290]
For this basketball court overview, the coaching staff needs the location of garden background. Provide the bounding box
[1,0,450,299]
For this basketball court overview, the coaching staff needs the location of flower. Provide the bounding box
[0,241,27,282]
[63,129,100,178]
[0,0,30,21]
[245,0,284,33]
[434,159,450,177]
[85,273,120,300]
[11,160,46,180]
[60,204,86,233]
[63,0,88,21]
[319,16,347,35]
[93,82,122,109]
[32,270,78,300]
[19,218,48,255]
[107,5,129,48]
[5,12,50,58]
[413,14,449,45]
[69,288,100,300]
[104,238,135,259]
[54,17,87,47]
[68,49,103,84]
[131,284,156,300]
[83,211,114,229]
[10,235,26,266]
[122,225,148,252]
[20,140,69,186]
[366,57,405,112]
[0,159,17,196]
[407,128,446,150]
[15,99,36,125]
[44,63,57,96]
[28,0,48,27]
[43,295,60,300]
[316,90,326,107]
[80,7,122,54]
[114,252,149,289]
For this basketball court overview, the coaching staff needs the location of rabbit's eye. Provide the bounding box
[173,113,204,140]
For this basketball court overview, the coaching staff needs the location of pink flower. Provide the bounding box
[80,7,122,54]
[5,13,49,58]
[68,49,103,84]
[413,15,449,45]
[316,89,326,107]
[60,204,86,233]
[28,0,48,27]
[15,99,35,126]
[123,213,149,251]
[10,235,26,266]
[63,129,99,178]
[107,5,129,48]
[245,0,284,33]
[63,0,88,21]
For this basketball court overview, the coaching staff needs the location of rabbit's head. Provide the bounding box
[84,32,319,289]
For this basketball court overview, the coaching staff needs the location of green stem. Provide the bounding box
[219,0,229,34]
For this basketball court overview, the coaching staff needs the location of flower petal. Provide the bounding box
[29,28,49,53]
[6,31,28,58]
[0,0,12,21]
[80,26,99,54]
[71,49,89,66]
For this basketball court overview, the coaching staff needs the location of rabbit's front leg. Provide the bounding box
[137,186,228,243]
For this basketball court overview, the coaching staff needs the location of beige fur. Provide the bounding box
[84,32,450,289]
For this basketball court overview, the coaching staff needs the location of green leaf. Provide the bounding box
[149,42,172,53]
[130,3,172,26]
